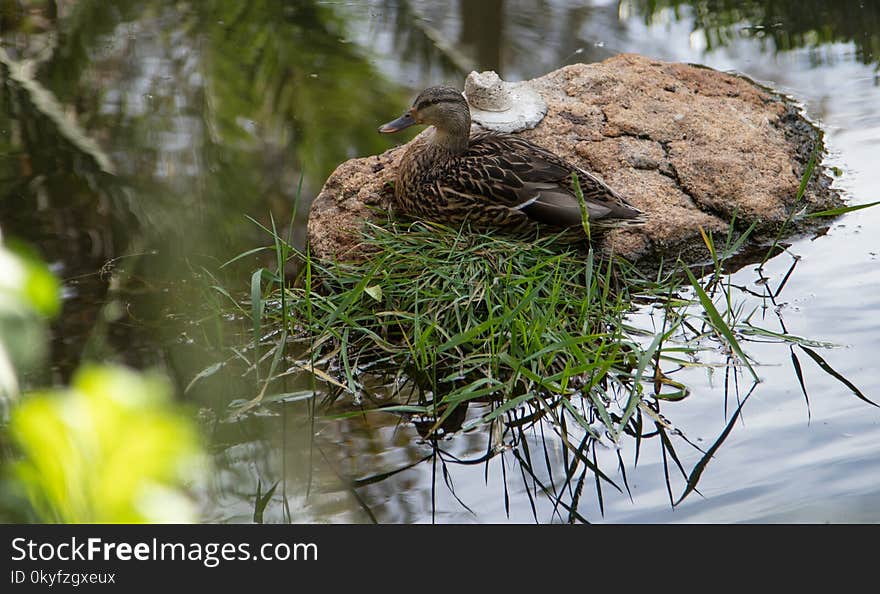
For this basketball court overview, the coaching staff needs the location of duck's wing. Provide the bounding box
[453,133,644,228]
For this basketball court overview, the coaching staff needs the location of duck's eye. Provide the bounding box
[415,97,461,112]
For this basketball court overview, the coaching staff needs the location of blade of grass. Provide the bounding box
[799,345,878,408]
[684,267,758,382]
[806,200,880,218]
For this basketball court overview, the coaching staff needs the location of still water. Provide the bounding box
[2,0,879,523]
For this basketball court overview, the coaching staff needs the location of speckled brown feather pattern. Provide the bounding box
[383,86,645,239]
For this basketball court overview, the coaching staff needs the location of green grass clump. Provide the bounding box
[256,220,674,440]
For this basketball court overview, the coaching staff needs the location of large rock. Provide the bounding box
[308,54,839,264]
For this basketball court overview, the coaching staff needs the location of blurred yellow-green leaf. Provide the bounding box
[0,241,62,399]
[0,241,61,319]
[8,365,206,523]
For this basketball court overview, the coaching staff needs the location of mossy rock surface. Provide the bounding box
[308,54,840,265]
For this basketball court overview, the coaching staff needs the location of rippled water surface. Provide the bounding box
[2,0,879,523]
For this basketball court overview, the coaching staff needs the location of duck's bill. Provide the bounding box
[378,112,416,133]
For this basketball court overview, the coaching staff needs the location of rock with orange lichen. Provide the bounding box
[307,54,839,265]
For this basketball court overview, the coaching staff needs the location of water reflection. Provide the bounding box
[371,0,627,81]
[2,0,879,523]
[629,0,880,67]
[1,0,406,381]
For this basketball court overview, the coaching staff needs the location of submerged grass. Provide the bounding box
[280,221,645,435]
[230,212,812,453]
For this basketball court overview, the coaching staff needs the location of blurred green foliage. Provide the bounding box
[0,236,205,523]
[7,365,204,523]
[0,240,60,401]
[0,240,60,318]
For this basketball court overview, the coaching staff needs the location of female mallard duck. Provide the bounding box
[378,86,645,237]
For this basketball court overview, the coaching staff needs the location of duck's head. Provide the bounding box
[378,86,471,136]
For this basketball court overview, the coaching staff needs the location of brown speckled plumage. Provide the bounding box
[379,86,645,238]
